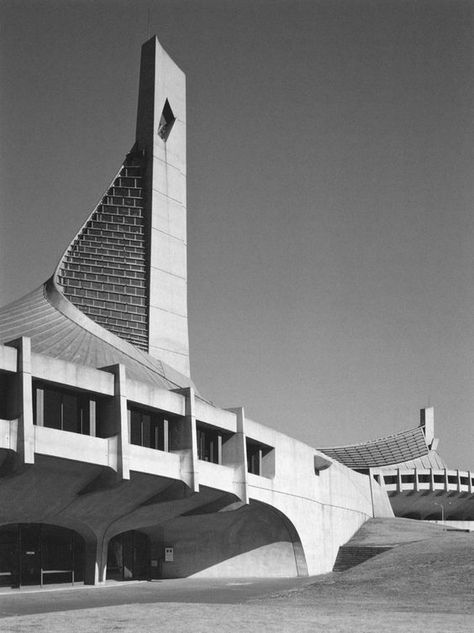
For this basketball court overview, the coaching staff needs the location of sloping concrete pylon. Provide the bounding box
[136,36,189,377]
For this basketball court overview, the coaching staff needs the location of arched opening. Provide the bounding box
[141,499,308,578]
[106,530,150,581]
[0,524,84,588]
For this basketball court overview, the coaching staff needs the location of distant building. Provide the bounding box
[319,408,474,522]
[0,36,393,589]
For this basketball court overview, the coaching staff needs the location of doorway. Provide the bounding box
[106,530,149,581]
[0,524,84,588]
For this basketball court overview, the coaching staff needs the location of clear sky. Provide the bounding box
[1,0,473,468]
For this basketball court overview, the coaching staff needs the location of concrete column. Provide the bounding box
[163,418,169,452]
[430,468,435,491]
[148,527,165,580]
[171,387,198,492]
[34,387,44,427]
[84,536,109,585]
[396,469,402,493]
[414,468,419,492]
[101,364,130,480]
[444,468,449,491]
[7,337,34,464]
[469,471,473,494]
[368,468,376,516]
[89,400,96,437]
[457,469,462,493]
[224,407,249,504]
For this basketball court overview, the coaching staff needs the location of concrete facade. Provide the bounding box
[0,36,393,587]
[0,341,392,583]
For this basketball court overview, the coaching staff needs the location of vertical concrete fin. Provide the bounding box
[225,406,249,504]
[6,337,34,464]
[136,36,190,377]
[171,387,198,492]
[101,363,130,481]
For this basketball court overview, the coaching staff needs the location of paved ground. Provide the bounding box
[1,524,472,632]
[0,577,312,618]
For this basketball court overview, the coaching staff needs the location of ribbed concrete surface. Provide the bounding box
[58,151,149,351]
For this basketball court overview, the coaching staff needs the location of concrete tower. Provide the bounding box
[55,36,189,377]
[135,37,189,376]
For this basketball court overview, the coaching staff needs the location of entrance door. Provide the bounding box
[20,525,41,586]
[107,531,149,581]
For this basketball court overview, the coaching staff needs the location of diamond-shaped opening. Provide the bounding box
[158,99,176,141]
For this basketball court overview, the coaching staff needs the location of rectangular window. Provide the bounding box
[128,407,169,451]
[0,371,14,420]
[247,446,262,475]
[43,389,62,430]
[246,438,274,478]
[197,426,221,464]
[33,382,95,436]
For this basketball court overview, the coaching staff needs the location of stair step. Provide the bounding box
[333,545,393,572]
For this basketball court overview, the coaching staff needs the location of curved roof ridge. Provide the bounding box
[44,278,194,390]
[0,283,195,392]
[318,425,426,451]
[317,426,433,470]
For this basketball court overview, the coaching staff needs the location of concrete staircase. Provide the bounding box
[332,545,393,572]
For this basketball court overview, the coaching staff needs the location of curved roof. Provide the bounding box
[0,280,193,391]
[318,426,447,470]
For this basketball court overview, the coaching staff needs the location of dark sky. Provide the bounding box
[1,0,474,468]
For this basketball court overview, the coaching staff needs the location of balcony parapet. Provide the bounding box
[129,442,180,478]
[197,459,237,495]
[34,425,111,467]
[375,467,474,495]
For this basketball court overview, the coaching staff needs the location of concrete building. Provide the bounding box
[0,36,392,588]
[319,408,474,524]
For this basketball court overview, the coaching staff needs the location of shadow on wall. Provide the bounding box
[139,500,308,578]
